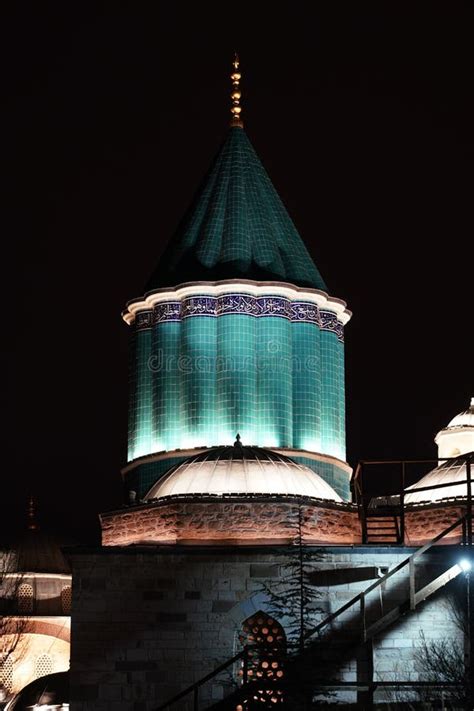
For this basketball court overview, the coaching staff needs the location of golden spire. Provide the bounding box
[230,53,243,128]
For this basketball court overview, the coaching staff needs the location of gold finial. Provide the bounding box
[27,495,39,531]
[230,53,243,128]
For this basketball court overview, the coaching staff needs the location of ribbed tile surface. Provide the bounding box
[147,127,327,291]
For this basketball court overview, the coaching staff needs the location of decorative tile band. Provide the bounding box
[290,301,320,325]
[135,295,343,340]
[320,310,344,341]
[335,322,344,341]
[180,294,293,319]
[135,310,153,330]
[154,302,181,324]
[182,296,218,318]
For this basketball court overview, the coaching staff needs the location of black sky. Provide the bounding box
[5,4,473,541]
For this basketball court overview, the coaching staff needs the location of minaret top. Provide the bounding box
[230,53,243,128]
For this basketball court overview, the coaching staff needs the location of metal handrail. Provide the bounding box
[154,647,247,710]
[303,513,467,642]
[352,453,473,544]
[368,478,473,497]
[157,455,473,710]
[155,644,289,710]
[155,516,467,710]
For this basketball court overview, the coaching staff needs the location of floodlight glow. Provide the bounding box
[459,558,472,573]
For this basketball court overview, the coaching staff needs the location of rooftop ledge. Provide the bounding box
[101,492,357,519]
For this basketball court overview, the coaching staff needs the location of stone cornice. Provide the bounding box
[123,279,351,328]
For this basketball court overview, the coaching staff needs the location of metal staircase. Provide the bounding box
[364,510,401,544]
[351,460,406,544]
[303,514,467,644]
[155,513,469,710]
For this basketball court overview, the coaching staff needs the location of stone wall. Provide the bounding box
[101,497,468,548]
[405,504,465,545]
[100,498,361,547]
[69,545,464,710]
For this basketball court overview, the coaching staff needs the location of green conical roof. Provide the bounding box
[147,127,327,291]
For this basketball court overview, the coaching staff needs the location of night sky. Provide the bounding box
[5,5,473,542]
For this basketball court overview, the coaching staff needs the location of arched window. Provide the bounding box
[61,585,72,614]
[35,653,53,680]
[0,656,14,693]
[17,583,34,614]
[238,611,286,706]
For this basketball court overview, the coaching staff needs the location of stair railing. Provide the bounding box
[155,515,467,710]
[158,455,473,709]
[351,454,473,545]
[154,647,248,710]
[304,513,467,643]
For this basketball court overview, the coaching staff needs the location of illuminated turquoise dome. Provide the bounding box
[123,124,352,501]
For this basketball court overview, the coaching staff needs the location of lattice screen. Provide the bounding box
[238,611,286,706]
[17,582,34,613]
[61,585,72,614]
[35,653,53,679]
[0,656,13,692]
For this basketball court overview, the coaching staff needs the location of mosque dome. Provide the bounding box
[404,455,471,504]
[145,441,342,502]
[13,529,70,575]
[9,498,70,575]
[435,398,474,459]
[404,399,474,503]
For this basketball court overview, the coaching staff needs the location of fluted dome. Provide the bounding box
[145,127,327,291]
[145,444,342,502]
[404,455,471,504]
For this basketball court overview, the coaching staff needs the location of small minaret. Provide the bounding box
[230,53,243,128]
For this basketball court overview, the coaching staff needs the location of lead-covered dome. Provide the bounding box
[404,454,472,504]
[145,443,342,502]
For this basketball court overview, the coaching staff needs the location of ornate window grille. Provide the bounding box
[238,611,286,706]
[61,585,72,614]
[35,653,53,680]
[17,583,34,614]
[0,655,13,693]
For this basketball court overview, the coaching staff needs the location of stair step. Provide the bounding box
[367,530,397,534]
[366,516,399,521]
[366,534,399,538]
